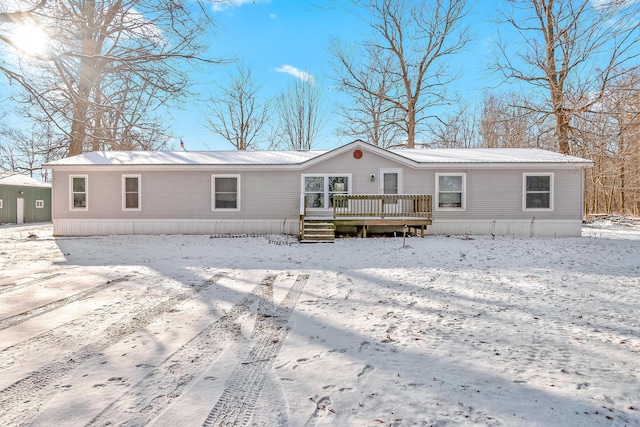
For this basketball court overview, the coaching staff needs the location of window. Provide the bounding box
[35,200,44,209]
[212,175,240,210]
[524,173,553,210]
[122,174,141,210]
[303,175,350,209]
[0,199,3,209]
[436,173,465,210]
[70,175,88,210]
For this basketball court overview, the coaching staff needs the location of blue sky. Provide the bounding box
[176,0,498,152]
[0,0,499,153]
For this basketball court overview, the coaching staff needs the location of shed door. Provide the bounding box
[16,198,24,224]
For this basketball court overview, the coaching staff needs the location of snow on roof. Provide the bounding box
[44,145,592,167]
[0,171,51,187]
[45,149,327,166]
[393,148,592,164]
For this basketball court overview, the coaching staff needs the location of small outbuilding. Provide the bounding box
[44,140,593,239]
[0,171,52,225]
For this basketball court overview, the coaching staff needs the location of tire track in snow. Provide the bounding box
[0,276,130,331]
[87,273,275,426]
[0,272,227,427]
[0,278,189,371]
[0,272,64,295]
[203,274,309,427]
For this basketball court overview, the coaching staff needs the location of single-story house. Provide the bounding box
[44,140,593,239]
[0,171,52,224]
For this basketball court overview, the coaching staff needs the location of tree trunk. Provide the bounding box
[67,0,97,157]
[556,115,571,154]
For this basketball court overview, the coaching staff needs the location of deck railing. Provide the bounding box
[332,194,432,219]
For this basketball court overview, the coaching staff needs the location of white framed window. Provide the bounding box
[302,174,351,209]
[523,173,554,210]
[35,200,44,209]
[212,175,240,210]
[69,175,88,210]
[436,173,466,210]
[0,199,3,209]
[122,174,142,211]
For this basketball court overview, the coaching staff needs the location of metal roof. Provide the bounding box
[394,148,592,164]
[44,144,592,167]
[45,149,326,166]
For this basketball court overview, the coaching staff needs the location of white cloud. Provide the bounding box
[274,65,315,83]
[591,0,639,9]
[211,0,268,12]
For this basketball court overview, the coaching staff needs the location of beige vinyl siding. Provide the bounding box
[52,169,301,221]
[302,148,420,195]
[432,168,582,221]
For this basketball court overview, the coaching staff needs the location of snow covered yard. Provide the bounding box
[0,222,639,427]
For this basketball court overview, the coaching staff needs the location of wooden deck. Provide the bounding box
[300,194,432,240]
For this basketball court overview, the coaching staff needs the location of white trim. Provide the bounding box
[378,168,403,195]
[122,174,142,211]
[35,199,44,209]
[300,140,419,169]
[0,199,2,209]
[523,172,554,211]
[301,173,352,211]
[212,174,241,211]
[69,174,88,211]
[435,173,466,211]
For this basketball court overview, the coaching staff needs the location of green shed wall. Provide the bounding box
[0,185,52,224]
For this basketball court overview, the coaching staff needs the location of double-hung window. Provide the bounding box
[303,175,350,209]
[523,173,553,210]
[70,175,88,210]
[436,173,465,210]
[122,174,141,210]
[212,175,240,210]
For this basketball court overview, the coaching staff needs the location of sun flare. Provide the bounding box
[12,24,49,56]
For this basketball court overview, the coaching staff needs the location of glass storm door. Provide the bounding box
[379,169,402,213]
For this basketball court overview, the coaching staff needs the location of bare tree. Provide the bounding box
[203,65,271,151]
[492,0,640,155]
[274,79,327,151]
[0,0,219,157]
[330,43,404,148]
[479,92,552,149]
[572,70,640,215]
[0,121,64,182]
[429,101,480,148]
[329,0,471,148]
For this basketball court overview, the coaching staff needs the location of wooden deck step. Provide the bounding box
[300,220,335,243]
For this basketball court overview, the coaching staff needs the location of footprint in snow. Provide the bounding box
[357,364,375,381]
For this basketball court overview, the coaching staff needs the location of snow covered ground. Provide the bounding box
[0,221,639,426]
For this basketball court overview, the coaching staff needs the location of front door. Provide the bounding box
[379,169,402,213]
[16,198,24,224]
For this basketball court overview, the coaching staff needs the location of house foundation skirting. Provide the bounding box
[53,218,300,236]
[53,218,582,238]
[428,219,582,237]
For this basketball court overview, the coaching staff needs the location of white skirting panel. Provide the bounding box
[53,218,300,236]
[427,219,582,237]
